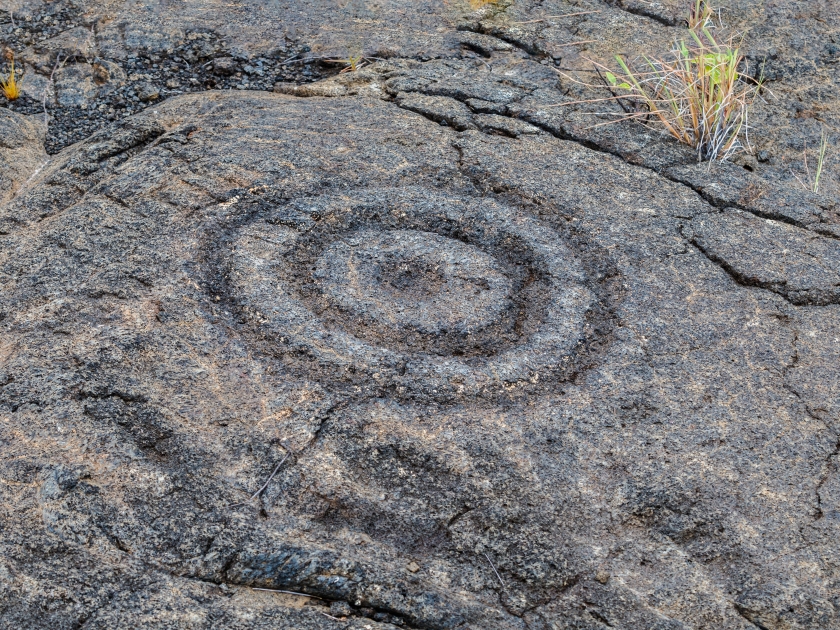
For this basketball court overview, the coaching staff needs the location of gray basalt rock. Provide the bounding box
[1,90,838,628]
[395,92,477,131]
[0,109,47,207]
[79,0,466,60]
[54,63,101,107]
[1,0,840,627]
[687,209,840,306]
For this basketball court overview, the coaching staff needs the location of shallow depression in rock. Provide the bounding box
[313,229,516,339]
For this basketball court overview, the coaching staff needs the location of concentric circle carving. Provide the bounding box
[226,188,598,400]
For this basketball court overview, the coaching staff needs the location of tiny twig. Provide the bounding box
[250,452,289,500]
[813,131,828,193]
[279,55,331,66]
[229,448,291,508]
[594,65,631,114]
[280,52,302,64]
[252,587,322,599]
[319,612,345,621]
[43,53,66,128]
[483,553,506,588]
[803,140,811,186]
[789,168,809,191]
[541,94,641,108]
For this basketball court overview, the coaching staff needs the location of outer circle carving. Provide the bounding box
[227,188,597,400]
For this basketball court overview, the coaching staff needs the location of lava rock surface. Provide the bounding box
[1,1,839,629]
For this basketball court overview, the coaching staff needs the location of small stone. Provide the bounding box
[136,82,160,102]
[406,561,420,573]
[328,601,354,617]
[595,571,610,584]
[213,57,238,76]
[92,63,111,85]
[54,63,99,107]
[166,79,181,89]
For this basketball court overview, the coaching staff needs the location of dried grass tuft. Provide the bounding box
[555,2,765,163]
[603,27,762,162]
[1,50,22,101]
[687,0,714,31]
[812,132,828,193]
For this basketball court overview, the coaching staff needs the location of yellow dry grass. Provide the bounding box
[1,53,21,101]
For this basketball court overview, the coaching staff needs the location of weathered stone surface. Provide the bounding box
[59,0,466,60]
[1,0,839,628]
[4,0,839,203]
[1,88,838,628]
[0,109,47,206]
[786,308,840,433]
[687,209,840,305]
[230,187,597,401]
[473,113,540,137]
[53,63,99,107]
[395,92,477,131]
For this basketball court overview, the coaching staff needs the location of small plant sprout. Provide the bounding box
[327,47,367,73]
[596,6,763,162]
[1,50,22,101]
[793,131,830,193]
[340,54,364,73]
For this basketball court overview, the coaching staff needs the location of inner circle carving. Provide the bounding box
[313,228,516,355]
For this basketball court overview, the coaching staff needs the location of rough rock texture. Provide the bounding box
[1,0,839,629]
[687,210,840,306]
[0,109,46,205]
